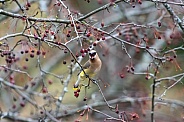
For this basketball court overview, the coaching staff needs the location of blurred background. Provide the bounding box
[0,0,184,121]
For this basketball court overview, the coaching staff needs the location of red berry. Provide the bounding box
[102,36,105,40]
[115,110,119,114]
[120,74,125,78]
[45,30,49,33]
[12,104,16,109]
[93,42,97,46]
[25,50,29,53]
[50,31,55,35]
[84,49,88,53]
[48,80,52,85]
[23,65,27,70]
[74,93,79,98]
[31,82,36,86]
[82,53,86,57]
[86,32,91,37]
[67,33,70,37]
[76,25,80,29]
[20,102,25,107]
[138,0,142,4]
[37,50,41,55]
[80,49,85,53]
[101,22,104,27]
[30,54,34,58]
[42,51,46,56]
[27,2,31,7]
[42,87,48,93]
[158,21,161,27]
[77,89,80,92]
[71,23,74,27]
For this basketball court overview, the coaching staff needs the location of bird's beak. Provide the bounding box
[89,55,95,60]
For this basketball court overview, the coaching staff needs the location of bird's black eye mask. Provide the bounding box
[89,52,96,57]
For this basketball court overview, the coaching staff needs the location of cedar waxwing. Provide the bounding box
[74,49,102,88]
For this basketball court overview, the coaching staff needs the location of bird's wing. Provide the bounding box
[77,60,90,76]
[82,60,90,69]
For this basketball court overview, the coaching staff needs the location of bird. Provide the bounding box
[74,49,102,89]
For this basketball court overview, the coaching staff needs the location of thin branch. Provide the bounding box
[163,3,184,32]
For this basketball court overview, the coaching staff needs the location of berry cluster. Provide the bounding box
[74,88,80,98]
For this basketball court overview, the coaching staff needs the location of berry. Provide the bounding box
[34,34,38,40]
[27,2,31,7]
[45,30,49,33]
[71,23,74,27]
[36,50,41,55]
[31,50,35,53]
[74,93,79,98]
[22,66,27,70]
[67,33,70,37]
[42,51,46,56]
[80,49,85,53]
[86,32,91,37]
[93,42,97,46]
[50,31,55,35]
[64,49,68,53]
[158,36,161,39]
[25,58,29,61]
[30,54,34,58]
[25,50,29,53]
[102,36,105,40]
[48,80,52,85]
[115,110,119,114]
[40,111,44,114]
[138,0,142,4]
[158,21,161,27]
[76,25,80,29]
[63,60,67,64]
[20,102,25,107]
[120,74,125,78]
[83,97,87,101]
[77,89,80,92]
[101,22,104,27]
[42,87,48,93]
[20,51,24,54]
[82,53,86,57]
[31,82,36,86]
[12,104,16,109]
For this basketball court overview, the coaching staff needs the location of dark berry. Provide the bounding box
[25,50,29,53]
[63,60,66,64]
[93,42,97,46]
[20,102,25,107]
[42,51,46,56]
[42,87,48,93]
[36,50,41,55]
[25,58,29,61]
[20,51,24,54]
[101,22,104,27]
[158,21,161,27]
[30,54,34,58]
